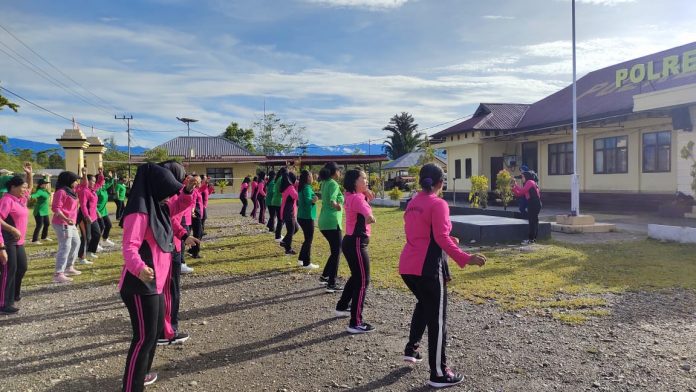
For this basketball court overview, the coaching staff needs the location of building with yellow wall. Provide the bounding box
[433,42,696,210]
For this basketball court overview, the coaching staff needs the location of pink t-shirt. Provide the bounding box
[344,192,372,237]
[280,185,298,219]
[0,193,29,245]
[399,192,471,277]
[77,174,104,221]
[51,188,79,225]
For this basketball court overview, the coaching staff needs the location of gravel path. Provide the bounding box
[1,205,695,391]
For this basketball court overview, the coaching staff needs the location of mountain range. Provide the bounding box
[3,138,148,157]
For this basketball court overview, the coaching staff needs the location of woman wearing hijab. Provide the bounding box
[119,162,194,391]
[51,171,82,283]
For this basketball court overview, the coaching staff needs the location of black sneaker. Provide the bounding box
[319,276,329,286]
[325,283,344,293]
[171,332,190,344]
[428,368,464,388]
[403,344,423,363]
[347,323,375,334]
[285,249,297,255]
[0,306,19,314]
[14,296,21,302]
[156,337,171,346]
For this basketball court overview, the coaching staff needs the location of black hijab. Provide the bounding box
[121,163,184,253]
[55,171,79,199]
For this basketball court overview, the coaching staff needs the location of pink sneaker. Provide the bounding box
[144,372,158,386]
[53,273,72,283]
[65,267,82,276]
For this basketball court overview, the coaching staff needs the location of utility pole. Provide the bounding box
[115,115,133,176]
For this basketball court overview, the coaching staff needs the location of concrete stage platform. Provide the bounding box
[450,215,551,245]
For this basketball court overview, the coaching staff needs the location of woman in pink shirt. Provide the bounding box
[119,162,193,391]
[334,169,376,334]
[239,176,250,217]
[399,164,486,388]
[51,170,82,283]
[0,163,33,314]
[256,171,267,224]
[249,176,259,219]
[512,171,542,244]
[279,171,299,255]
[77,167,105,264]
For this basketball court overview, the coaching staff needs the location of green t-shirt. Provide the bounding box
[270,178,283,207]
[318,178,344,231]
[96,177,114,217]
[265,178,276,203]
[298,184,317,220]
[0,175,14,196]
[115,183,127,201]
[31,188,51,216]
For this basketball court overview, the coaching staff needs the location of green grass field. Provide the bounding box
[19,199,696,324]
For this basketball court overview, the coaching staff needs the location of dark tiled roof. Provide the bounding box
[383,151,446,170]
[432,103,530,138]
[155,136,256,157]
[517,41,696,130]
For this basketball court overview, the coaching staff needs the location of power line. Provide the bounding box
[0,22,122,113]
[0,39,115,116]
[0,85,119,133]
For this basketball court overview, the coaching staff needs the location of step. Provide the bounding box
[551,222,617,234]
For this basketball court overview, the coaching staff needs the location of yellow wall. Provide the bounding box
[442,115,685,194]
[187,162,259,194]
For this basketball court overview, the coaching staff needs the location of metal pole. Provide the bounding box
[115,115,133,176]
[570,0,580,216]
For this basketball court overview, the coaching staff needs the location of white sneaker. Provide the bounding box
[43,237,52,242]
[104,239,116,246]
[302,263,319,270]
[180,264,194,274]
[32,241,43,245]
[89,252,99,259]
[96,245,104,252]
[275,238,283,243]
[78,258,93,265]
[521,240,531,245]
[335,309,350,318]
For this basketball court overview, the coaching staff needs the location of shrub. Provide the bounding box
[388,187,403,201]
[681,141,696,195]
[215,180,228,194]
[469,175,489,208]
[495,169,514,210]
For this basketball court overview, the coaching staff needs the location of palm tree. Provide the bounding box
[382,112,425,160]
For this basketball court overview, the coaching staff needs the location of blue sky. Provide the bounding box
[0,0,695,148]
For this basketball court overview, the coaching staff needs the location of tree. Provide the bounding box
[47,152,65,169]
[383,112,425,160]
[252,113,307,155]
[12,148,33,163]
[102,136,130,175]
[221,122,255,152]
[143,147,178,163]
[35,150,50,167]
[0,84,19,112]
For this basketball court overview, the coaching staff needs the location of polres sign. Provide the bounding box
[616,49,696,88]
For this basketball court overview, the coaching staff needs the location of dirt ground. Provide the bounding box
[2,204,696,391]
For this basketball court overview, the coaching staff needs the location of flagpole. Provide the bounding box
[571,0,580,216]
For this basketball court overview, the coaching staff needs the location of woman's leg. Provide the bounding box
[102,215,113,240]
[321,229,343,286]
[32,215,43,242]
[266,206,276,231]
[298,218,314,265]
[53,224,70,274]
[120,293,161,392]
[258,199,266,224]
[0,244,18,310]
[13,246,27,302]
[41,216,50,240]
[283,217,295,251]
[401,274,428,357]
[67,225,81,268]
[347,238,369,327]
[88,221,101,253]
[78,218,89,259]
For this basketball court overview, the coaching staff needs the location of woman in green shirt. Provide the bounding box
[265,171,276,232]
[297,170,319,269]
[318,162,344,292]
[114,178,127,220]
[30,179,52,244]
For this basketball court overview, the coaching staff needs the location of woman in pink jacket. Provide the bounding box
[77,167,105,264]
[512,171,542,244]
[0,163,33,314]
[399,164,486,388]
[256,171,267,224]
[119,162,193,391]
[52,171,82,283]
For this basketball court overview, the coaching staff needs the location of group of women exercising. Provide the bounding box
[0,158,492,389]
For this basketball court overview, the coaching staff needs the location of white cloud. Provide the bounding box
[575,0,636,5]
[302,0,410,10]
[482,15,516,20]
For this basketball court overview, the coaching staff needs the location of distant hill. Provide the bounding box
[4,138,148,157]
[290,143,386,156]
